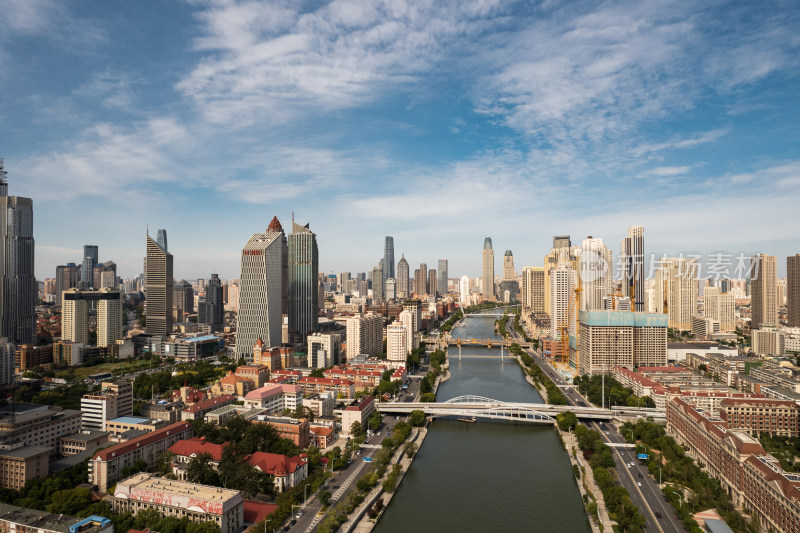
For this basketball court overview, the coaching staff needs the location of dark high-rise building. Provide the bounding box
[288,219,319,344]
[437,259,448,296]
[145,230,173,335]
[419,263,428,296]
[553,236,571,249]
[372,263,384,301]
[0,159,36,344]
[384,236,395,283]
[156,229,168,252]
[198,273,224,332]
[173,279,194,321]
[56,263,80,307]
[428,269,437,298]
[788,255,800,328]
[81,245,99,287]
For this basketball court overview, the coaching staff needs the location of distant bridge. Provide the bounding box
[422,338,533,349]
[376,395,615,424]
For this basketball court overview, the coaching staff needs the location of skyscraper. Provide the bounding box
[419,263,428,296]
[654,256,698,331]
[482,237,495,300]
[81,245,99,287]
[428,269,437,298]
[703,287,735,332]
[503,251,515,281]
[789,255,800,328]
[0,160,36,344]
[371,263,384,301]
[55,263,80,308]
[397,255,409,298]
[620,225,644,312]
[198,273,224,332]
[62,288,122,347]
[235,216,287,360]
[173,279,194,320]
[156,229,168,252]
[459,275,470,305]
[145,231,173,336]
[521,267,545,314]
[751,254,777,329]
[550,263,576,341]
[384,236,395,283]
[437,259,448,296]
[288,219,319,344]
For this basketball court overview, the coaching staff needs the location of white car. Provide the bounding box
[637,482,642,487]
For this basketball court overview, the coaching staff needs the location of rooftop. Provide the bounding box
[0,445,51,459]
[108,416,151,425]
[0,503,111,533]
[114,473,241,513]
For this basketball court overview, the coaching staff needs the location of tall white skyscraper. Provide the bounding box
[550,263,577,341]
[459,275,470,305]
[482,237,495,300]
[234,216,287,361]
[580,237,612,311]
[0,160,36,345]
[399,309,415,354]
[751,254,777,329]
[703,287,735,332]
[521,267,545,314]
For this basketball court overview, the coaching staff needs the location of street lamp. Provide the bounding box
[672,491,683,507]
[304,483,311,503]
[656,466,662,486]
[627,429,634,443]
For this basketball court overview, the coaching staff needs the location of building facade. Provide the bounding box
[288,220,319,345]
[482,238,494,300]
[578,311,668,375]
[145,232,173,336]
[751,254,778,328]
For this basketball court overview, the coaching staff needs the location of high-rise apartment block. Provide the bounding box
[751,254,777,328]
[550,263,577,341]
[437,259,448,296]
[307,332,342,368]
[288,220,319,344]
[0,161,36,345]
[346,313,383,358]
[397,255,409,298]
[386,322,408,369]
[198,273,224,332]
[371,264,384,301]
[578,311,667,375]
[235,217,287,361]
[482,238,495,300]
[654,256,698,331]
[521,267,545,314]
[580,237,612,311]
[459,275,470,305]
[620,225,644,312]
[61,288,123,347]
[703,287,735,332]
[544,238,579,317]
[145,231,173,336]
[788,254,800,328]
[428,269,437,298]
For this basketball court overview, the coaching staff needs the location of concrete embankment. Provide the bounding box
[342,427,428,533]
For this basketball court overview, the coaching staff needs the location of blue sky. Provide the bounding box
[2,0,799,280]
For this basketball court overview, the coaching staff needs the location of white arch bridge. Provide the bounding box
[376,395,616,425]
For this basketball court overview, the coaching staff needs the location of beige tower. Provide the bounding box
[751,254,777,328]
[145,232,173,336]
[503,250,515,281]
[654,257,698,331]
[703,287,735,332]
[788,255,800,327]
[521,267,545,314]
[482,237,495,300]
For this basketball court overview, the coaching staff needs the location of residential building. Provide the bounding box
[752,328,785,356]
[242,384,302,412]
[396,255,409,298]
[105,416,168,435]
[0,162,35,345]
[788,254,800,328]
[81,381,132,431]
[0,503,112,533]
[55,263,80,308]
[297,376,354,399]
[0,445,51,490]
[61,288,123,347]
[482,238,495,299]
[521,267,545,314]
[342,395,376,435]
[580,237,612,311]
[145,231,173,336]
[288,220,319,345]
[691,315,720,340]
[234,217,287,361]
[303,393,335,418]
[619,225,644,312]
[205,405,266,426]
[307,332,342,368]
[252,416,310,449]
[90,421,194,492]
[112,473,244,533]
[345,313,383,358]
[386,322,409,369]
[428,268,437,298]
[655,256,698,331]
[578,311,668,375]
[58,429,109,457]
[720,398,800,438]
[704,287,736,332]
[371,263,384,301]
[550,263,577,341]
[751,254,778,328]
[180,395,236,421]
[141,399,185,423]
[459,275,470,306]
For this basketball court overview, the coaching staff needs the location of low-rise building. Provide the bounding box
[210,371,256,398]
[720,398,800,438]
[0,444,51,490]
[235,365,271,388]
[309,425,334,449]
[205,405,267,425]
[0,404,81,453]
[181,395,237,421]
[105,416,169,436]
[303,393,335,418]
[341,396,375,435]
[324,366,382,388]
[252,416,309,449]
[242,384,302,413]
[141,399,185,423]
[297,377,355,399]
[90,421,193,492]
[58,430,109,457]
[247,452,308,493]
[0,503,112,533]
[168,437,227,479]
[112,473,243,533]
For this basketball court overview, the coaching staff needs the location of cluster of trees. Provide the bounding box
[409,409,426,427]
[573,375,655,409]
[512,310,536,345]
[622,420,759,533]
[374,368,403,397]
[382,463,403,492]
[495,317,509,338]
[318,421,414,533]
[406,344,424,370]
[439,310,463,333]
[10,382,93,410]
[191,416,301,457]
[511,344,566,405]
[556,411,577,431]
[574,424,646,532]
[429,349,446,370]
[133,361,228,399]
[758,432,800,472]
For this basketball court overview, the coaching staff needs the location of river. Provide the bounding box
[375,310,591,533]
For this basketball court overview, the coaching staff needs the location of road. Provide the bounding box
[505,323,684,532]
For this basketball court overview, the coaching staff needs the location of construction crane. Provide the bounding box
[559,281,583,368]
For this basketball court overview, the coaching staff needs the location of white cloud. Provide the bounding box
[647,166,692,177]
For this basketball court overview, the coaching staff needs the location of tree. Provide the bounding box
[420,393,436,402]
[556,411,577,431]
[403,442,417,457]
[319,490,332,507]
[368,410,382,431]
[156,450,176,475]
[293,405,315,422]
[419,377,432,394]
[350,421,364,437]
[409,410,426,427]
[310,368,325,378]
[187,452,221,486]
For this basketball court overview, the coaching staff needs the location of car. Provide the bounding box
[627,464,632,468]
[638,473,643,478]
[296,511,303,519]
[656,512,662,519]
[289,519,297,526]
[637,482,642,487]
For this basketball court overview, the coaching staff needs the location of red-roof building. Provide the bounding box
[181,394,236,421]
[247,452,308,493]
[297,376,354,399]
[169,437,227,462]
[243,500,279,526]
[89,421,193,493]
[720,398,800,438]
[309,425,334,449]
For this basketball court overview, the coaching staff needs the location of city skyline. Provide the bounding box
[2,1,799,280]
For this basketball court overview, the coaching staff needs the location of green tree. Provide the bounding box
[187,452,221,486]
[403,442,417,457]
[409,410,426,427]
[419,377,432,394]
[368,410,382,431]
[319,490,332,507]
[420,393,436,402]
[350,421,364,437]
[556,411,578,431]
[310,368,325,378]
